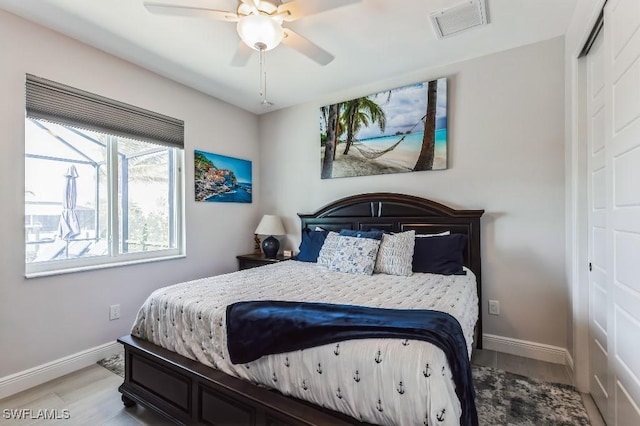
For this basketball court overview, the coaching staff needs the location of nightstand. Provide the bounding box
[236,253,291,270]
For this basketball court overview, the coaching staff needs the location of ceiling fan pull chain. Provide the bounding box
[263,52,269,105]
[259,47,272,107]
[259,48,265,100]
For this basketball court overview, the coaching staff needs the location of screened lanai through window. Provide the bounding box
[25,118,179,270]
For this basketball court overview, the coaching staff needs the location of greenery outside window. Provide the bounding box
[25,75,184,276]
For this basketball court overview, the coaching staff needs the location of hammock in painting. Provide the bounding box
[352,113,427,160]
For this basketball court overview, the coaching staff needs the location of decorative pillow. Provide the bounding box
[374,230,415,276]
[415,231,451,237]
[328,236,381,275]
[316,232,341,267]
[412,234,468,275]
[339,229,384,240]
[295,229,329,262]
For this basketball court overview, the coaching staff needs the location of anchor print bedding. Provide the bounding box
[132,260,478,425]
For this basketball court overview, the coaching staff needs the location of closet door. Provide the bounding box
[605,0,640,424]
[587,30,609,420]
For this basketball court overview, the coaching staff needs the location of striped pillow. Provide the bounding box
[374,230,415,276]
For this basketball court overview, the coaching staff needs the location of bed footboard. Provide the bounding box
[117,335,358,426]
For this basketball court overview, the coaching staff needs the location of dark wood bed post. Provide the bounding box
[118,193,484,424]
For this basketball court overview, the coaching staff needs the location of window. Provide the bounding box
[25,75,184,276]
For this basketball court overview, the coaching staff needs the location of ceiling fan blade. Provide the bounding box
[277,0,361,22]
[239,0,260,14]
[144,2,238,21]
[282,28,334,65]
[230,42,255,67]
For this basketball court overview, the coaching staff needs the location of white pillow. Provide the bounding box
[374,230,415,276]
[316,231,340,267]
[328,236,380,275]
[415,231,450,237]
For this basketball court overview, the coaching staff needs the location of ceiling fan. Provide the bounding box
[143,0,360,67]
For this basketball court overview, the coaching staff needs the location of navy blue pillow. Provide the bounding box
[296,229,329,262]
[412,234,468,275]
[339,229,384,240]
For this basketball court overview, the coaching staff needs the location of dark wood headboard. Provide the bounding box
[298,192,485,348]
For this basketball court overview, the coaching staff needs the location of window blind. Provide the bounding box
[25,74,184,148]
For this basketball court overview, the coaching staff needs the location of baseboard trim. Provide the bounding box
[0,341,121,400]
[483,333,569,365]
[565,351,575,371]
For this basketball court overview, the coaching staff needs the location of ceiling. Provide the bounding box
[0,0,578,114]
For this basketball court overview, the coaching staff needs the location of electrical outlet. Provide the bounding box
[109,304,120,321]
[488,300,500,315]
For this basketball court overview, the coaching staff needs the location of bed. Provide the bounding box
[118,192,484,425]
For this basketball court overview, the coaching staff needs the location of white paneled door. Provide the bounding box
[587,30,609,420]
[606,0,640,424]
[587,0,640,424]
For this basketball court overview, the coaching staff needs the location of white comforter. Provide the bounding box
[131,260,478,426]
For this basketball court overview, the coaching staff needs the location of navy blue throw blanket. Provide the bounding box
[226,301,478,426]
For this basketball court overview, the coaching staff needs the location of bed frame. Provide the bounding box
[118,192,484,425]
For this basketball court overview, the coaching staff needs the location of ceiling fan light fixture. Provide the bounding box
[237,14,283,51]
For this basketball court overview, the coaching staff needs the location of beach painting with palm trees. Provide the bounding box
[320,78,447,179]
[194,150,252,203]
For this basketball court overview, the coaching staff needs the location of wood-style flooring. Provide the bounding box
[0,349,605,425]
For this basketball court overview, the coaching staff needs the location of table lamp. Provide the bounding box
[254,214,285,258]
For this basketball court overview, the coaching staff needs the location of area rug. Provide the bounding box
[98,352,124,378]
[98,354,590,425]
[472,365,590,425]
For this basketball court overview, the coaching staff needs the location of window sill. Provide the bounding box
[25,254,186,279]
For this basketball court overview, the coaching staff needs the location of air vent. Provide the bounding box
[430,0,488,39]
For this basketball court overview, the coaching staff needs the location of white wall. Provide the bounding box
[0,10,259,380]
[259,37,568,349]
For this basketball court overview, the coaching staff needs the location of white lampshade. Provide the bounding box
[254,214,285,236]
[237,14,283,51]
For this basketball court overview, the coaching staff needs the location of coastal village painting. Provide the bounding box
[320,77,447,179]
[194,150,252,203]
